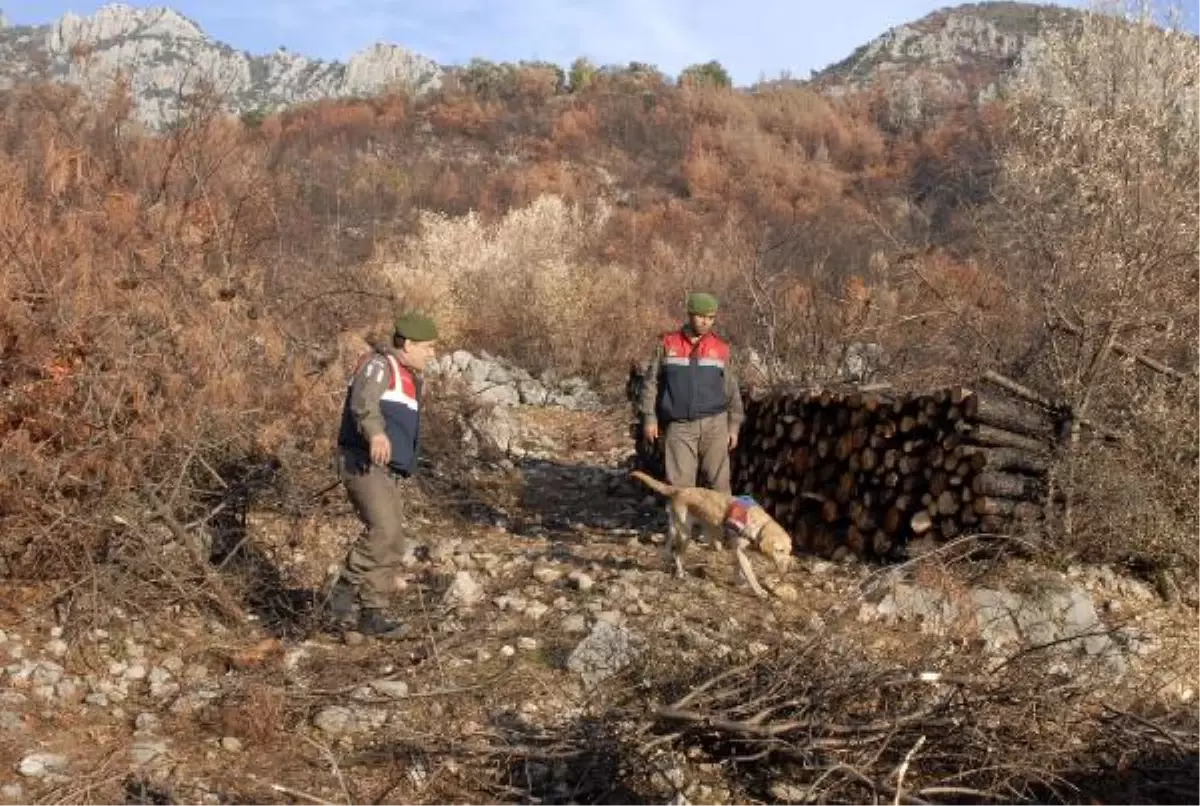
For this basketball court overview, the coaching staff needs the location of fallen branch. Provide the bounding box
[980,370,1057,410]
[981,369,1124,442]
[269,783,336,806]
[655,705,945,739]
[145,488,244,624]
[1047,313,1191,381]
[893,735,927,805]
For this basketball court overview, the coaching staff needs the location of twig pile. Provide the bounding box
[642,639,1199,804]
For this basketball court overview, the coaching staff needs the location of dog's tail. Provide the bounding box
[630,470,677,497]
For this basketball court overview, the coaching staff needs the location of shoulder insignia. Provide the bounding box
[364,356,390,385]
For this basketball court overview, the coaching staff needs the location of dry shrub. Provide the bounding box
[218,680,288,744]
[1061,380,1199,571]
[550,102,599,154]
[373,194,653,379]
[991,0,1199,573]
[0,83,365,589]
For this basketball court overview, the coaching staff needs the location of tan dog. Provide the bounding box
[631,471,793,598]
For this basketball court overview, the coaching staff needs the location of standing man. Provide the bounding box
[639,292,743,494]
[327,312,438,638]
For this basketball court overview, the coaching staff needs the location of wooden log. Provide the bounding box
[972,497,1041,519]
[860,448,879,472]
[835,471,856,505]
[959,446,1050,475]
[910,510,934,535]
[935,489,960,516]
[972,471,1043,500]
[978,515,1010,533]
[883,449,899,470]
[835,432,855,460]
[964,393,1056,439]
[846,524,866,555]
[964,423,1050,454]
[979,369,1057,409]
[790,446,811,474]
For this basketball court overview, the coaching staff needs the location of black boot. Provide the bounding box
[357,609,410,639]
[325,578,358,627]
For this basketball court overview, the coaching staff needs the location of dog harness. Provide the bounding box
[724,495,762,537]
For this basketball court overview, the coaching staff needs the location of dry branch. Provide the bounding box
[641,635,1200,806]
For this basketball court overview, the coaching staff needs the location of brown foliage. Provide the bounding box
[2,14,1189,605]
[0,83,382,584]
[550,102,599,155]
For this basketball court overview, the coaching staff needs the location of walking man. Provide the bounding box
[327,312,438,638]
[639,292,743,494]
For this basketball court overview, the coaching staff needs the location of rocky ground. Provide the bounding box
[1,362,1196,804]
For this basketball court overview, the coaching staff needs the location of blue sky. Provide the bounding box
[3,1,1197,85]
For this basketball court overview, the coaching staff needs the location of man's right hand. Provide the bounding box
[643,421,659,443]
[369,433,392,466]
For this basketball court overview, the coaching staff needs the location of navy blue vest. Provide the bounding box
[337,352,422,476]
[657,329,730,422]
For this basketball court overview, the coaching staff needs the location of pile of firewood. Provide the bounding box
[628,364,1068,561]
[731,375,1066,560]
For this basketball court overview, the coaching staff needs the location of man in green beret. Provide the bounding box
[326,312,439,638]
[639,292,743,495]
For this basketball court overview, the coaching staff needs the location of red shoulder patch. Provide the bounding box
[661,330,692,358]
[397,367,417,397]
[696,334,730,360]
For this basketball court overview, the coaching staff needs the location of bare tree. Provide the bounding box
[992,0,1198,568]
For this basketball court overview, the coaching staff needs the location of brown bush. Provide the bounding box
[0,83,378,587]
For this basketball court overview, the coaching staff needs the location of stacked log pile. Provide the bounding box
[730,380,1064,560]
[627,363,1067,562]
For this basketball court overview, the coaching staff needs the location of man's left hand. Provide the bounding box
[728,432,739,452]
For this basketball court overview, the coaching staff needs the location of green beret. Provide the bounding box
[687,292,719,315]
[394,312,439,342]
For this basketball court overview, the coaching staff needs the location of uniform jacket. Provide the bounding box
[639,326,744,427]
[337,346,424,476]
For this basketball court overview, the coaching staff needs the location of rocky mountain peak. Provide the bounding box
[0,2,442,130]
[813,1,1078,87]
[0,2,1082,130]
[49,4,207,54]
